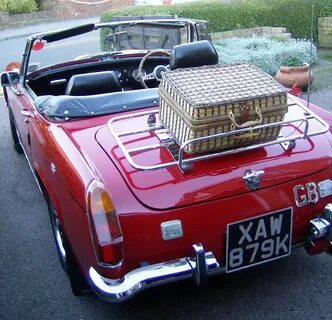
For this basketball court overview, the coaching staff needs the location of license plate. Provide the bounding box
[226,208,293,273]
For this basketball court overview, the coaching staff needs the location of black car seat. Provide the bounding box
[65,71,122,96]
[169,40,218,70]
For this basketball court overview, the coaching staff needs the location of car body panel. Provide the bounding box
[89,103,332,210]
[2,19,331,301]
[58,104,332,279]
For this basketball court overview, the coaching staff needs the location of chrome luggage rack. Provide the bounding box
[107,96,329,173]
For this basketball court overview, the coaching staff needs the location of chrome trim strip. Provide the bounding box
[107,97,329,173]
[89,238,308,302]
[89,242,304,302]
[21,38,33,82]
[50,79,67,85]
[89,248,221,302]
[13,114,43,194]
[29,19,196,41]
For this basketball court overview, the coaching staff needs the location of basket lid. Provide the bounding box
[161,63,287,107]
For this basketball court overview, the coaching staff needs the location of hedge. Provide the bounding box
[0,0,38,14]
[100,0,332,42]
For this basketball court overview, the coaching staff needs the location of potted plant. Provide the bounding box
[213,37,316,89]
[275,55,313,89]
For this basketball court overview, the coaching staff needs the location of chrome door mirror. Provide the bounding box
[1,71,20,87]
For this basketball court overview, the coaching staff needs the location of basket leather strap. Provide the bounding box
[228,106,263,129]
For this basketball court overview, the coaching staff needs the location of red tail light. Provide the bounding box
[86,180,123,265]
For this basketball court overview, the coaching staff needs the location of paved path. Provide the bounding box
[0,23,331,317]
[1,95,332,319]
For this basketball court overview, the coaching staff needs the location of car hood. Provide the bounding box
[65,98,332,211]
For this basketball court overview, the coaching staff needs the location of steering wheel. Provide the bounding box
[138,49,171,89]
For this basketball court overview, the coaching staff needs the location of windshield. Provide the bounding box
[27,21,191,74]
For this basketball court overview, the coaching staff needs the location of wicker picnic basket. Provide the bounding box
[159,63,288,154]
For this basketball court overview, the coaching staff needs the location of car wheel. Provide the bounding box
[48,200,90,296]
[8,107,23,154]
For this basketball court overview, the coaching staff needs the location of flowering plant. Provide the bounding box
[213,37,317,75]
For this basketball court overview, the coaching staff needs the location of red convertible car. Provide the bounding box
[1,18,332,302]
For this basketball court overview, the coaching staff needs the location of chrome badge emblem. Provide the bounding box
[50,163,56,174]
[243,169,264,191]
[293,179,332,207]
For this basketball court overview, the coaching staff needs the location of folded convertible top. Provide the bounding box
[34,88,159,119]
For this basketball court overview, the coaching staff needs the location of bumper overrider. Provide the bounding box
[89,205,332,303]
[305,203,332,255]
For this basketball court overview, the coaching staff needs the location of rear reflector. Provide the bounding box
[161,220,183,240]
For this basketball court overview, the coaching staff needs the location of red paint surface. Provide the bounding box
[4,77,332,280]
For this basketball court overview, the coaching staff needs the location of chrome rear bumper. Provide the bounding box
[89,243,221,302]
[89,205,332,303]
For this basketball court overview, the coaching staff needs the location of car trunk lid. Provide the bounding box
[94,100,332,210]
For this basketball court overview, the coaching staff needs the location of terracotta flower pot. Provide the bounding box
[275,63,313,89]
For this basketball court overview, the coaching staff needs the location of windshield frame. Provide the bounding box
[21,19,199,82]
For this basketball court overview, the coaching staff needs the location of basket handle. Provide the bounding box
[228,106,263,129]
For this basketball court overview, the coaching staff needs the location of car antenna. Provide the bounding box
[306,3,315,109]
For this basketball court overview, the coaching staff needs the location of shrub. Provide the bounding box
[213,37,317,75]
[0,0,38,14]
[100,0,332,42]
[0,1,5,11]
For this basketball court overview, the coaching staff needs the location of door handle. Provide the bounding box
[21,109,33,117]
[21,109,33,123]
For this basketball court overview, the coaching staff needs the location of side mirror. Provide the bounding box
[1,71,20,87]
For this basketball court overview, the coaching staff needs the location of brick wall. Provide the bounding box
[0,0,135,30]
[55,0,135,19]
[0,10,56,29]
